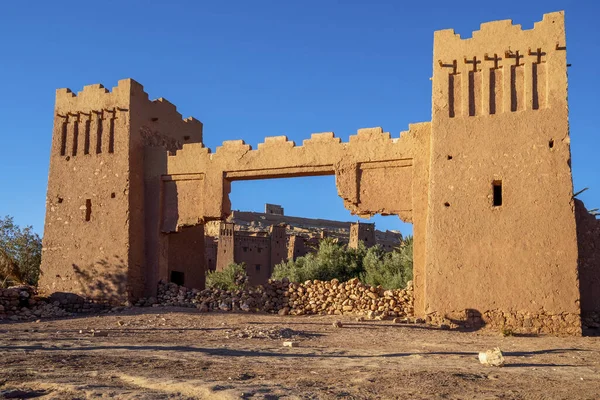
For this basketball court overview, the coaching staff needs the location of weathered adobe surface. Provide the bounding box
[575,199,600,315]
[38,11,598,336]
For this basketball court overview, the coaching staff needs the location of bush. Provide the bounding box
[0,216,42,287]
[206,263,248,290]
[272,236,413,289]
[272,238,367,283]
[361,236,413,289]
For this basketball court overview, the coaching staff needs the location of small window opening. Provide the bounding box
[96,115,103,154]
[184,135,190,141]
[84,119,91,155]
[85,199,92,221]
[549,139,554,149]
[57,197,63,204]
[255,264,261,272]
[444,202,450,207]
[60,121,68,156]
[493,180,503,207]
[108,117,115,153]
[111,192,116,198]
[151,117,159,122]
[170,271,185,286]
[72,121,79,156]
[243,246,248,252]
[447,155,453,160]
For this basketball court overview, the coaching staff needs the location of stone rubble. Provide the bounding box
[1,278,414,322]
[0,286,111,321]
[153,278,415,319]
[224,326,301,340]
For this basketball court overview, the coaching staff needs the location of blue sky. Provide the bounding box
[0,0,598,237]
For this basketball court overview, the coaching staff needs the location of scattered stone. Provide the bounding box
[117,320,125,326]
[355,316,365,322]
[332,320,343,328]
[478,348,505,367]
[283,341,298,347]
[92,331,109,337]
[0,278,415,323]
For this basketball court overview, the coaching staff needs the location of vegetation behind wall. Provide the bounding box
[0,216,42,288]
[272,237,413,289]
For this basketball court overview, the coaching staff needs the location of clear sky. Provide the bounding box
[0,0,598,237]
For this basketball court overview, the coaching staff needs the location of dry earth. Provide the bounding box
[1,308,599,399]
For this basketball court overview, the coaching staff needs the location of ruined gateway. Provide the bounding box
[39,12,595,334]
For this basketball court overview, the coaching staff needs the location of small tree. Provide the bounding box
[206,263,248,290]
[0,216,42,287]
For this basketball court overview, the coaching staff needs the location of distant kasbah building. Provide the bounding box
[204,204,402,285]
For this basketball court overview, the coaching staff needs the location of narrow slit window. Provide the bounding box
[60,120,68,156]
[108,117,115,153]
[72,120,79,156]
[493,180,503,207]
[96,115,103,154]
[84,119,91,155]
[85,199,92,221]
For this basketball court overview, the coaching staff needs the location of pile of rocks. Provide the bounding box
[224,326,301,340]
[155,278,414,319]
[282,278,413,318]
[2,278,414,322]
[1,286,67,321]
[46,292,112,314]
[0,286,111,321]
[156,279,291,313]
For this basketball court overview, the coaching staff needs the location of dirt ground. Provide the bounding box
[1,308,599,399]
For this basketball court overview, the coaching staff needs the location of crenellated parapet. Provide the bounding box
[433,11,566,118]
[164,123,429,229]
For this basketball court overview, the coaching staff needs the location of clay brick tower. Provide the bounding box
[349,222,376,249]
[424,12,581,332]
[269,224,287,273]
[39,79,204,302]
[216,222,235,271]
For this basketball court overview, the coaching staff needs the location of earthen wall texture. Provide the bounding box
[39,82,135,302]
[426,12,580,333]
[348,222,376,249]
[40,11,597,334]
[233,235,271,286]
[167,224,205,290]
[575,199,600,313]
[40,80,204,301]
[216,222,235,271]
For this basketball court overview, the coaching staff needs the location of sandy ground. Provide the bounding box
[0,307,599,399]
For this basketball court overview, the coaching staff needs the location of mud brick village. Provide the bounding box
[1,7,599,399]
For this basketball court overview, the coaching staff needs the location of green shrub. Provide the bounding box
[272,238,367,283]
[0,216,42,287]
[361,236,413,289]
[272,236,413,289]
[206,263,248,290]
